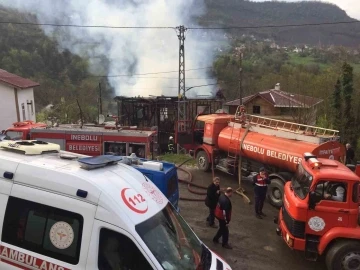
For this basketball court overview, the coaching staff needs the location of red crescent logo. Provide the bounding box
[121,188,148,214]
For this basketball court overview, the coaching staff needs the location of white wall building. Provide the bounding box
[0,69,39,130]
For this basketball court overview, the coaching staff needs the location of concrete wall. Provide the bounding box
[0,83,17,130]
[17,87,36,122]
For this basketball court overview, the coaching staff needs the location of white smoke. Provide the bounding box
[1,0,223,98]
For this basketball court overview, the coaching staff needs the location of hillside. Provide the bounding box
[0,6,114,123]
[199,0,360,47]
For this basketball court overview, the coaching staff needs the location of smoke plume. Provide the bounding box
[1,0,223,98]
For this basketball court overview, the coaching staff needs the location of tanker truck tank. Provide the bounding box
[193,112,345,208]
[218,125,344,173]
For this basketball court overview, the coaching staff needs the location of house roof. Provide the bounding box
[225,89,323,108]
[0,69,40,89]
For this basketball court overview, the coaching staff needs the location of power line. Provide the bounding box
[188,20,360,30]
[1,20,360,30]
[97,67,212,78]
[0,21,174,29]
[0,67,213,79]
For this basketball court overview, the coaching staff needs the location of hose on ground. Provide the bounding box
[176,158,207,201]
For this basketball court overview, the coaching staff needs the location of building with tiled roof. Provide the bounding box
[225,83,323,124]
[0,69,39,130]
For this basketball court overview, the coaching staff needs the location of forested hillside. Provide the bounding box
[0,7,113,123]
[199,0,360,47]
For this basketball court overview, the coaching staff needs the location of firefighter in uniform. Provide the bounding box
[253,167,270,219]
[168,136,175,153]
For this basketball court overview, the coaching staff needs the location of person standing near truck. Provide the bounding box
[346,143,355,165]
[213,187,233,249]
[205,177,221,228]
[253,167,271,219]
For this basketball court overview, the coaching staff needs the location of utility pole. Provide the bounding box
[99,82,103,114]
[98,82,103,125]
[176,25,187,154]
[235,47,250,204]
[238,49,244,106]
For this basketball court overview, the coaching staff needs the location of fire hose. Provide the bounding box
[176,157,227,202]
[176,158,207,201]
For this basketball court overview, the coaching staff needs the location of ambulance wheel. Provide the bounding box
[326,240,360,270]
[196,151,210,172]
[267,178,284,208]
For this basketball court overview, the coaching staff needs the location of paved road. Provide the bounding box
[178,168,327,270]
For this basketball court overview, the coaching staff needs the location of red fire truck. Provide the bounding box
[275,153,360,270]
[2,121,157,157]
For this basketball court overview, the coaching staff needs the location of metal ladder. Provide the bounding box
[247,114,339,138]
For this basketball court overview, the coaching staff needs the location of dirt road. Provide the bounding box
[178,168,327,270]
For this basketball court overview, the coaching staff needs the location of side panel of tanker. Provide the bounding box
[218,126,344,173]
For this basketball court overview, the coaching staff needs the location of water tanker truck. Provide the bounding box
[189,106,345,207]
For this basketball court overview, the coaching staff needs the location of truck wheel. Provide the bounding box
[267,178,284,208]
[196,151,210,172]
[326,240,360,270]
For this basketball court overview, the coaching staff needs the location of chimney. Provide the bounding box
[274,83,280,91]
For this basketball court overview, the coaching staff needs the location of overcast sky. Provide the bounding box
[251,0,360,20]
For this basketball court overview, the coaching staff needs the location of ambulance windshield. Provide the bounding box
[291,164,313,199]
[136,203,211,270]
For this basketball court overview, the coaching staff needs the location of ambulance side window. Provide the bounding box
[2,197,83,265]
[98,228,152,270]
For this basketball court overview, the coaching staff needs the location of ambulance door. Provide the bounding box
[86,209,160,269]
[0,184,96,270]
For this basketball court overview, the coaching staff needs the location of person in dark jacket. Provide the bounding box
[253,167,271,219]
[346,143,355,165]
[205,177,221,228]
[213,187,233,249]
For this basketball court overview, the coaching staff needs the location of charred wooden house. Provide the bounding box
[114,95,224,154]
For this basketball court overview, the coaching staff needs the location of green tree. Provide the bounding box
[331,79,342,130]
[341,62,356,145]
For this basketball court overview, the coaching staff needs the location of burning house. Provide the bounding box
[114,94,224,154]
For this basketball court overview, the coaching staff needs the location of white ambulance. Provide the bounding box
[0,140,232,270]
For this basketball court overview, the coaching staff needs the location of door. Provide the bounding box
[86,219,159,269]
[0,184,96,269]
[306,180,350,236]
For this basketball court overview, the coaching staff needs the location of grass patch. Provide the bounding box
[287,53,328,70]
[157,153,196,166]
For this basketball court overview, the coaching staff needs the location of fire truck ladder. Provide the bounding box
[246,114,339,144]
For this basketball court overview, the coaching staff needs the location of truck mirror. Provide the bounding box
[309,191,317,210]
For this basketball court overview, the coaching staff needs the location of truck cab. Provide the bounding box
[4,121,46,140]
[0,140,232,270]
[275,152,360,270]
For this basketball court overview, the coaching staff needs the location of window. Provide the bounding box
[291,164,313,200]
[98,228,152,270]
[136,203,209,270]
[353,183,359,203]
[2,197,83,265]
[129,143,145,158]
[27,100,34,115]
[5,131,23,140]
[21,103,26,120]
[253,105,260,114]
[313,181,348,203]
